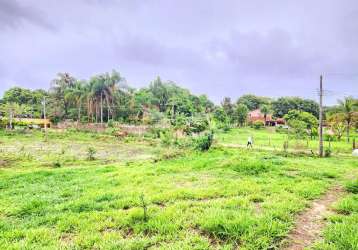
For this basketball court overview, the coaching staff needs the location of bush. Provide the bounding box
[194,131,214,151]
[252,121,264,129]
[324,148,332,157]
[87,147,96,161]
[160,129,173,146]
[107,120,115,128]
[184,116,209,135]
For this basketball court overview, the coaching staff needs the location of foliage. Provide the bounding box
[86,147,96,160]
[332,122,346,141]
[184,116,209,135]
[287,119,308,139]
[160,129,173,146]
[260,104,271,121]
[337,96,358,142]
[194,131,214,151]
[272,97,319,118]
[237,94,271,111]
[213,107,229,124]
[324,148,332,157]
[252,120,265,129]
[284,110,318,138]
[221,97,235,119]
[235,104,249,127]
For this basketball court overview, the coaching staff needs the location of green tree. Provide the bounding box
[338,96,358,142]
[221,97,234,122]
[50,73,77,118]
[2,87,33,105]
[236,104,249,127]
[284,110,318,139]
[237,94,271,111]
[149,77,169,112]
[272,97,319,118]
[213,107,229,123]
[64,81,87,122]
[260,104,271,125]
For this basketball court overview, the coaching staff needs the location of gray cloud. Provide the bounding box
[0,0,357,104]
[0,0,52,30]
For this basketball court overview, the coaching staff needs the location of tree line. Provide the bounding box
[0,70,357,139]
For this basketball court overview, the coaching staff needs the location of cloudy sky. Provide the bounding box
[0,0,357,104]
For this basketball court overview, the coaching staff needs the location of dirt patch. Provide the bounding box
[282,186,344,250]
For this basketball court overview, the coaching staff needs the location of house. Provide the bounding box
[248,109,285,126]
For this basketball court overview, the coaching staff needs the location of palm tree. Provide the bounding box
[51,73,76,118]
[260,105,270,126]
[338,96,357,142]
[64,80,86,123]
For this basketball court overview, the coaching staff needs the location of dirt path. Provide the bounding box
[283,186,344,250]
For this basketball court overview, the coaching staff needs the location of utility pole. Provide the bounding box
[42,97,48,142]
[319,75,324,157]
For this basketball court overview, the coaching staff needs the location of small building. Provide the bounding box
[248,109,285,126]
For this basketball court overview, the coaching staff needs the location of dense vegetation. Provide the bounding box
[1,71,357,140]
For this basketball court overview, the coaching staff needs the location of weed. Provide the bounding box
[346,179,358,194]
[140,194,148,222]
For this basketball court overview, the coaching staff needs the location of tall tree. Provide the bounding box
[149,77,170,112]
[237,94,271,111]
[50,73,77,118]
[338,96,358,142]
[236,104,249,127]
[221,97,234,121]
[64,80,86,122]
[272,97,319,118]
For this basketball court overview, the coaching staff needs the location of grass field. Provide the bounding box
[0,128,357,249]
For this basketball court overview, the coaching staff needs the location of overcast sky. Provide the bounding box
[0,0,357,104]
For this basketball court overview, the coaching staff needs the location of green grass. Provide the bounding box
[0,128,357,249]
[217,127,357,155]
[312,180,358,250]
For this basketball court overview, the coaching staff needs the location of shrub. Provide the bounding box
[160,129,173,146]
[252,121,264,129]
[107,120,115,128]
[52,160,61,168]
[324,148,332,157]
[194,131,214,151]
[184,116,209,135]
[87,147,96,161]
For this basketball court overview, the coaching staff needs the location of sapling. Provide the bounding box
[87,147,96,161]
[140,193,148,222]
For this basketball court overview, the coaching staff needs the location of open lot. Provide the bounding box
[0,128,357,249]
